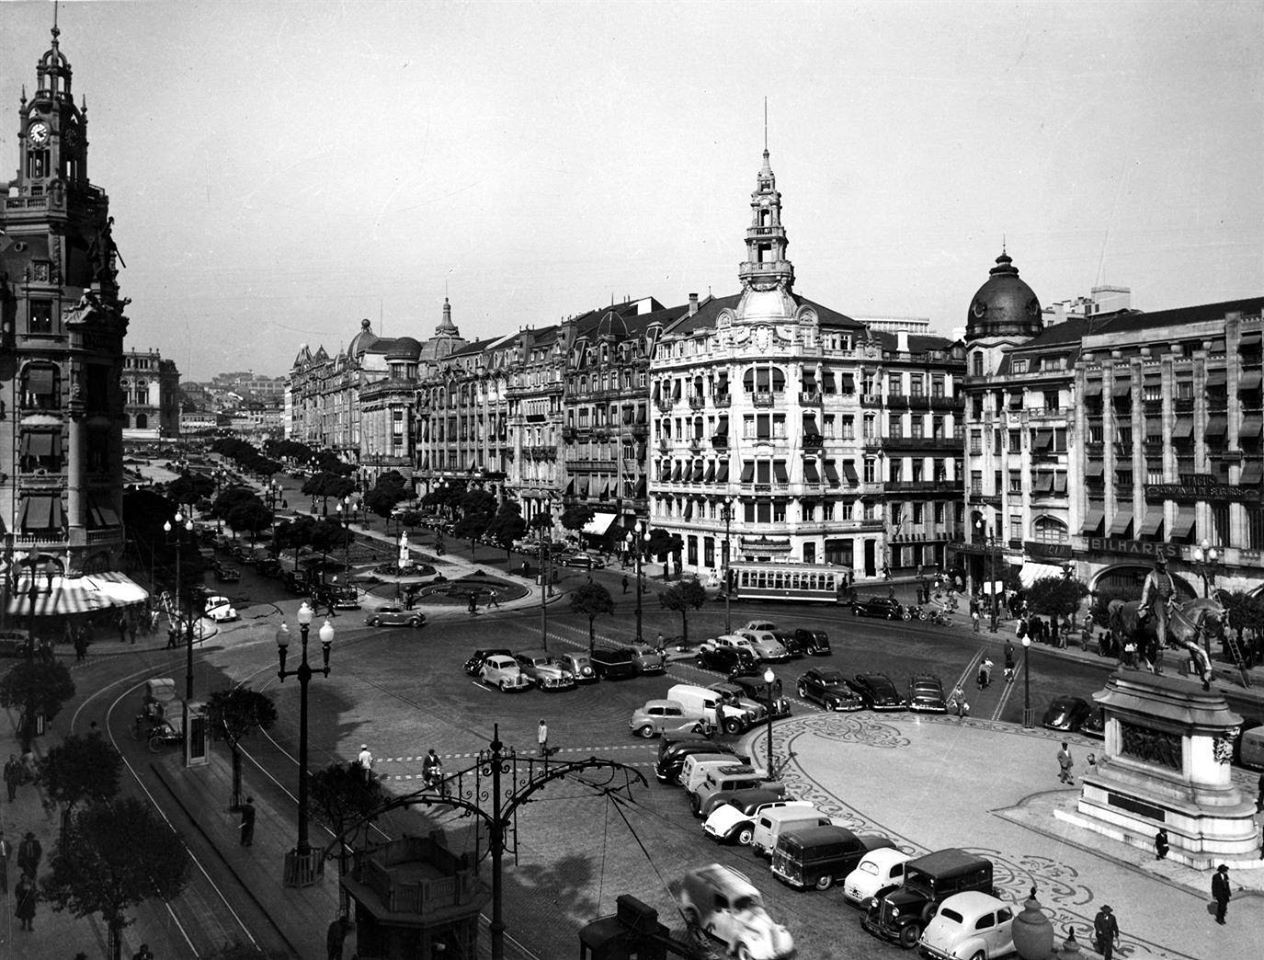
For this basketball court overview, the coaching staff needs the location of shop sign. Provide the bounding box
[1145,473,1260,504]
[740,536,791,552]
[1084,538,1179,559]
[1024,541,1072,559]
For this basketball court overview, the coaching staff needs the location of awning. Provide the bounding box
[22,432,56,458]
[703,461,716,483]
[20,494,62,531]
[1033,473,1053,493]
[713,416,729,439]
[6,572,148,617]
[773,461,789,484]
[1238,370,1262,391]
[1240,416,1263,440]
[576,477,590,497]
[1144,419,1164,441]
[803,460,821,483]
[1240,461,1263,486]
[740,462,755,483]
[1205,369,1227,387]
[672,380,681,400]
[634,477,646,498]
[1083,381,1103,397]
[636,406,646,424]
[26,367,55,393]
[1139,507,1165,537]
[1080,508,1104,536]
[564,479,575,496]
[670,462,683,482]
[1240,331,1262,349]
[581,512,617,537]
[1109,508,1134,538]
[803,414,820,437]
[1172,417,1195,439]
[684,501,694,521]
[1019,562,1066,588]
[692,461,705,482]
[1033,430,1053,451]
[1170,506,1197,540]
[841,372,855,391]
[1053,474,1067,494]
[652,382,661,402]
[88,497,121,528]
[823,461,841,486]
[716,462,730,483]
[1112,380,1132,398]
[1206,415,1228,437]
[1085,461,1104,478]
[842,461,859,484]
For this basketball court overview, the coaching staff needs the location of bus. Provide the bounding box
[723,561,849,605]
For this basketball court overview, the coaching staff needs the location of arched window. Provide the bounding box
[135,413,149,429]
[742,365,787,394]
[1033,516,1068,544]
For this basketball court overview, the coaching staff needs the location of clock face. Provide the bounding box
[28,121,49,147]
[63,124,80,149]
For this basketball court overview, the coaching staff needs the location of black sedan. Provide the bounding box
[797,668,864,712]
[907,673,948,713]
[697,645,758,675]
[851,596,905,620]
[852,673,906,710]
[790,628,831,656]
[1042,696,1093,733]
[464,648,512,677]
[728,672,792,718]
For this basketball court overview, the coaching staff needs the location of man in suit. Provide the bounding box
[1211,863,1231,924]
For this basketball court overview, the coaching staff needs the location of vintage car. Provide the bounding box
[852,673,906,711]
[742,620,779,633]
[553,651,597,683]
[907,674,948,713]
[918,891,1015,960]
[773,627,832,658]
[590,647,640,680]
[363,605,425,628]
[734,630,791,662]
[864,849,994,948]
[797,668,864,712]
[851,596,905,620]
[478,654,533,692]
[655,739,736,784]
[1042,696,1093,733]
[706,682,769,724]
[203,595,238,622]
[697,644,759,675]
[676,864,796,960]
[628,642,667,674]
[559,552,605,569]
[513,651,576,691]
[703,795,809,845]
[770,825,895,892]
[842,847,912,906]
[691,764,785,818]
[213,564,242,584]
[464,647,512,677]
[727,672,792,719]
[630,699,707,739]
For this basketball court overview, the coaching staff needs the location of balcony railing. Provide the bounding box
[688,395,706,410]
[688,439,703,453]
[799,391,822,405]
[752,392,776,408]
[803,434,823,451]
[714,393,732,408]
[711,435,729,449]
[882,437,961,452]
[655,398,675,412]
[860,394,883,407]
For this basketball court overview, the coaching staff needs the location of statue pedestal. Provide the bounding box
[1054,671,1259,869]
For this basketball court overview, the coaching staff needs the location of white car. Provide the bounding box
[677,863,795,960]
[918,891,1015,960]
[704,799,813,846]
[742,620,778,633]
[843,847,912,906]
[479,655,533,692]
[735,630,791,662]
[203,595,238,622]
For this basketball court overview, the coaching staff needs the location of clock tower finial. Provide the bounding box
[738,130,794,293]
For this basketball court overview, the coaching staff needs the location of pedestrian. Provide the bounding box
[537,718,549,757]
[467,594,477,616]
[4,753,21,801]
[239,796,256,847]
[1092,904,1120,960]
[14,873,36,930]
[488,591,500,609]
[357,744,374,779]
[127,616,138,645]
[132,944,156,960]
[74,630,88,663]
[950,685,969,720]
[166,622,178,650]
[971,608,980,633]
[621,575,629,595]
[1003,641,1016,682]
[1154,827,1169,860]
[1057,742,1075,784]
[117,612,129,644]
[327,917,348,960]
[0,830,9,894]
[656,631,665,648]
[977,657,993,689]
[17,831,41,878]
[1211,863,1231,924]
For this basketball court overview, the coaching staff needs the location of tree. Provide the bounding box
[560,503,595,537]
[165,472,215,511]
[226,500,274,546]
[206,687,278,811]
[529,509,554,536]
[485,500,527,559]
[569,582,615,654]
[659,580,708,648]
[41,734,123,838]
[1025,575,1090,622]
[398,509,425,531]
[309,760,386,919]
[0,658,75,752]
[455,489,497,557]
[42,797,191,960]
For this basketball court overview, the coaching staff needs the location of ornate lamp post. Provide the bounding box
[624,520,648,643]
[763,667,776,778]
[20,558,58,752]
[163,511,196,698]
[275,602,334,886]
[538,506,552,649]
[976,518,998,632]
[1192,538,1220,597]
[722,497,734,633]
[1022,635,1033,728]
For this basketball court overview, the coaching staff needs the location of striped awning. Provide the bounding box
[6,572,149,617]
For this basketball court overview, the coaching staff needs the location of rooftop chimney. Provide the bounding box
[688,293,699,316]
[896,331,909,353]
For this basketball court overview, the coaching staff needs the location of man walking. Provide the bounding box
[14,873,36,930]
[357,744,374,779]
[1154,827,1169,860]
[4,754,22,801]
[0,830,10,894]
[537,718,549,758]
[1003,641,1016,682]
[239,796,256,847]
[1211,863,1231,924]
[1092,904,1120,960]
[17,831,41,879]
[1057,742,1075,784]
[621,575,629,595]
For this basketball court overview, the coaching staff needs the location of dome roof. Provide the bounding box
[348,318,380,357]
[384,336,422,360]
[966,250,1042,341]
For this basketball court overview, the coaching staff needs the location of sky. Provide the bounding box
[2,0,1261,381]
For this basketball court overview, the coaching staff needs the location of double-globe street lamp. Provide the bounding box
[1191,538,1221,597]
[975,518,999,633]
[275,601,335,886]
[763,667,776,778]
[722,497,735,634]
[624,521,649,644]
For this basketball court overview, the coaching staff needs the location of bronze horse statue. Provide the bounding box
[1108,597,1223,690]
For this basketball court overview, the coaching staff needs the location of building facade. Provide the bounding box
[121,347,180,441]
[0,24,133,587]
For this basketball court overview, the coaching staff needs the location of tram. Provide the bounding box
[723,561,849,605]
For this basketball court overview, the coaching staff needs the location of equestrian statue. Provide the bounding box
[1108,557,1224,691]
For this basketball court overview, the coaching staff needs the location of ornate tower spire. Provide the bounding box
[738,141,794,293]
[435,296,460,337]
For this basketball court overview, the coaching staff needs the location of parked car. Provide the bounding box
[590,647,639,680]
[214,564,242,584]
[676,864,796,960]
[363,605,424,628]
[775,627,831,658]
[852,596,905,620]
[863,849,994,948]
[630,699,707,739]
[1082,705,1105,740]
[703,795,810,846]
[1042,696,1093,733]
[771,825,895,891]
[918,891,1015,960]
[655,739,737,784]
[479,654,533,692]
[843,847,912,907]
[464,648,512,677]
[203,595,238,622]
[0,630,29,658]
[907,674,948,713]
[852,673,906,711]
[317,584,360,610]
[735,630,791,662]
[667,683,760,734]
[257,558,284,579]
[727,672,792,719]
[553,651,597,683]
[697,644,759,675]
[628,642,666,674]
[692,764,785,817]
[797,668,864,712]
[514,651,577,691]
[559,553,605,569]
[750,805,833,858]
[742,620,779,633]
[706,682,767,727]
[282,571,310,596]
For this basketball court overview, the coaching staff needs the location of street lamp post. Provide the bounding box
[976,518,998,633]
[1022,636,1033,728]
[1192,538,1220,597]
[722,497,734,634]
[539,507,551,650]
[624,521,648,644]
[275,602,334,886]
[763,667,776,778]
[21,558,58,753]
[163,511,196,701]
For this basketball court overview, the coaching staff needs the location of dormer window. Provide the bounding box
[1012,359,1028,374]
